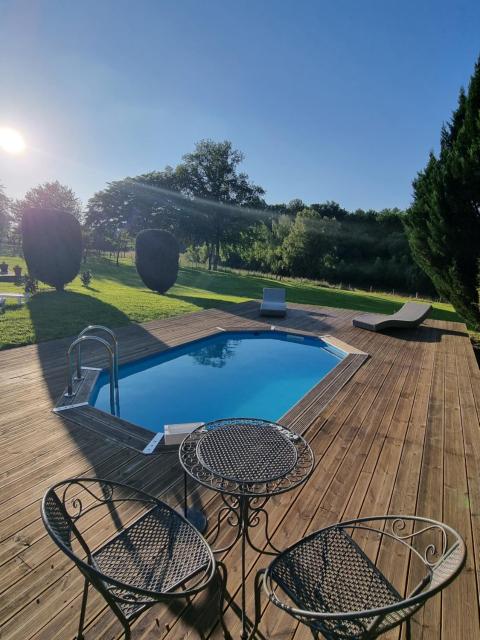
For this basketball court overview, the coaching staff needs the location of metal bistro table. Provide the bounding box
[179,418,315,639]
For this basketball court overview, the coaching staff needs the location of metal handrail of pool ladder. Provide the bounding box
[75,325,119,392]
[65,335,117,415]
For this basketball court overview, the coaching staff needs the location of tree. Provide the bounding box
[286,199,306,214]
[13,181,83,225]
[135,229,179,294]
[310,201,348,220]
[232,214,293,275]
[175,140,265,269]
[281,209,340,278]
[0,183,10,240]
[83,141,265,269]
[405,56,480,327]
[227,203,433,294]
[85,168,181,243]
[22,208,83,291]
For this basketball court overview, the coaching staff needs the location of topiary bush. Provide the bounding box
[135,229,179,294]
[21,208,82,291]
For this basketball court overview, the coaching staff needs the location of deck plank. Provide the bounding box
[0,301,478,640]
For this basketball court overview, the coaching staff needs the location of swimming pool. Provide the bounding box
[90,330,346,434]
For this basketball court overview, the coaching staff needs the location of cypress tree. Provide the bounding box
[22,208,82,291]
[405,57,480,327]
[135,229,179,294]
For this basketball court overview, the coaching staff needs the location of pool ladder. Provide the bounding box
[65,325,119,415]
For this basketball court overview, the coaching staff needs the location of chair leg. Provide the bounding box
[217,561,232,639]
[405,619,412,640]
[77,578,89,640]
[109,602,131,640]
[86,578,132,640]
[249,569,266,639]
[123,622,131,640]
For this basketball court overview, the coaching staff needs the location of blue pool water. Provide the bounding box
[90,331,345,434]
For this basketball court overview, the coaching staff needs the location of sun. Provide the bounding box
[0,127,26,154]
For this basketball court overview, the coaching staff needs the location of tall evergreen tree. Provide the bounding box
[405,57,480,327]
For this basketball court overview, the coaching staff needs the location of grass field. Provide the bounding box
[0,255,459,350]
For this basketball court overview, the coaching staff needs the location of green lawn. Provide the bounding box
[0,255,460,350]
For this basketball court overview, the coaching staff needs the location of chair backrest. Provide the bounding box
[263,287,286,303]
[42,489,77,550]
[41,478,158,564]
[429,536,466,590]
[370,518,465,636]
[342,516,466,603]
[43,480,115,555]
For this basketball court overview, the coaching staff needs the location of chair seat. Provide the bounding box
[260,302,287,316]
[92,503,211,616]
[269,526,402,638]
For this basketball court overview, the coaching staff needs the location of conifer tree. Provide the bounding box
[405,57,480,327]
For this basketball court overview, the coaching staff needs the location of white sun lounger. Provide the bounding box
[352,302,431,332]
[260,287,287,317]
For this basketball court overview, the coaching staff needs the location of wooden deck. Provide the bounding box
[0,301,479,639]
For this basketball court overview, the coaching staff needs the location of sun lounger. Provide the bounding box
[260,287,287,317]
[352,302,431,332]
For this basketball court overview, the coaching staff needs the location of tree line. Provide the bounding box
[1,52,479,325]
[0,139,434,297]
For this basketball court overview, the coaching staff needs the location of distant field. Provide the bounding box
[0,255,460,350]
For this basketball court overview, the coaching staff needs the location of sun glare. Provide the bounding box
[0,127,26,154]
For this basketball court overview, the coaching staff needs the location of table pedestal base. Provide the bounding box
[179,420,314,640]
[208,494,281,640]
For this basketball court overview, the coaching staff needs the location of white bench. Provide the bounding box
[0,292,30,305]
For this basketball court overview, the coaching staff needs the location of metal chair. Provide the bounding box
[253,515,465,639]
[41,478,218,639]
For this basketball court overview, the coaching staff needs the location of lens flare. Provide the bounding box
[0,127,26,154]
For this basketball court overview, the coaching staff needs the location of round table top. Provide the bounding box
[196,421,298,484]
[179,418,315,498]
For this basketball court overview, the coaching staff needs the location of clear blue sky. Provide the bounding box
[0,0,479,211]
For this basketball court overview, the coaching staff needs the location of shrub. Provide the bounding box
[21,208,82,291]
[80,270,92,287]
[24,274,38,295]
[135,229,179,294]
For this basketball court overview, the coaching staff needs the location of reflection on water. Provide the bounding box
[192,338,239,368]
